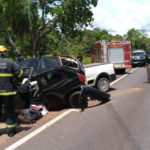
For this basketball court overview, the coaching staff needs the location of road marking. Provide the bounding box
[5,109,72,150]
[110,67,138,86]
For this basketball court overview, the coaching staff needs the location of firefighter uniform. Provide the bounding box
[145,52,150,83]
[0,45,23,137]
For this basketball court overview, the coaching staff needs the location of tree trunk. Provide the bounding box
[4,24,25,60]
[20,35,24,55]
[4,25,20,55]
[33,36,36,58]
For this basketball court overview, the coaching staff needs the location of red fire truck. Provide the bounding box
[92,39,131,73]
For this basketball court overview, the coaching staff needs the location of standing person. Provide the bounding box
[144,51,150,83]
[0,45,23,137]
[17,54,24,63]
[77,53,83,64]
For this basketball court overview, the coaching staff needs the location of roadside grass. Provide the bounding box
[82,57,91,65]
[45,54,53,57]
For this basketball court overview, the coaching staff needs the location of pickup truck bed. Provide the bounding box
[84,62,110,68]
[83,62,116,92]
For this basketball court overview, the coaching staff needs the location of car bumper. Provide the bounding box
[132,60,146,65]
[110,73,116,82]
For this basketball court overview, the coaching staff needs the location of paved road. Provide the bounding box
[2,67,150,150]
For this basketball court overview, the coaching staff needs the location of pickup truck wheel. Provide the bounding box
[97,78,110,92]
[69,91,88,108]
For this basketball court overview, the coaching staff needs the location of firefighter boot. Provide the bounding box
[6,126,17,137]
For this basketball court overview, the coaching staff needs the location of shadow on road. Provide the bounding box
[0,126,31,136]
[86,99,111,109]
[143,82,150,84]
[109,88,116,92]
[48,98,111,112]
[116,72,131,75]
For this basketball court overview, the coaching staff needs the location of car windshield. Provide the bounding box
[132,52,144,56]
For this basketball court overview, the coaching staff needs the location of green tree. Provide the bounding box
[0,0,98,57]
[124,28,148,51]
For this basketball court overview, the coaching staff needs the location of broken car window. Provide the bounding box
[61,58,78,68]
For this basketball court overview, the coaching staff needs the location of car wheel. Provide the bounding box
[97,78,110,92]
[69,91,88,108]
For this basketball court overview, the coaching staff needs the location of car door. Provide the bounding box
[15,67,33,109]
[36,69,70,109]
[79,85,111,111]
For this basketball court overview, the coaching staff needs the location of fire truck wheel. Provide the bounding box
[97,78,110,92]
[69,91,88,108]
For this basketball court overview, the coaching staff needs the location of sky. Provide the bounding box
[91,0,150,36]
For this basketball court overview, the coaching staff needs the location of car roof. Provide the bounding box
[132,50,145,53]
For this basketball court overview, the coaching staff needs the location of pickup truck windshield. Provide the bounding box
[132,52,144,56]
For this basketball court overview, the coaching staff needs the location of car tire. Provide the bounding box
[69,91,88,108]
[97,78,110,92]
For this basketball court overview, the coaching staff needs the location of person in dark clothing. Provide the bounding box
[143,51,150,83]
[77,53,83,64]
[0,45,23,137]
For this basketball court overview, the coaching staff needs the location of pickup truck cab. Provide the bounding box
[84,63,116,92]
[131,50,146,67]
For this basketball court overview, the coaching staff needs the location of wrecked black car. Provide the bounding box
[15,56,110,110]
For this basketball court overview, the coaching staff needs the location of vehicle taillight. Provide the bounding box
[78,73,85,84]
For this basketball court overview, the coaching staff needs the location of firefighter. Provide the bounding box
[143,51,150,83]
[0,45,23,137]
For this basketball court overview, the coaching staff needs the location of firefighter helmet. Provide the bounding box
[0,45,7,52]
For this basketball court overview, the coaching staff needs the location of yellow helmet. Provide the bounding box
[0,45,7,52]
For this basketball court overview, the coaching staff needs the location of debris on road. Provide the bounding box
[23,105,48,121]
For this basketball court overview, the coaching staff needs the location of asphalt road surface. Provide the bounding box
[2,67,150,150]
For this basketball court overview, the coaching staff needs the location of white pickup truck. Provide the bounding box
[83,63,116,92]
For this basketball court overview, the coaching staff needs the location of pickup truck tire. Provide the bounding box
[69,91,88,108]
[97,78,110,92]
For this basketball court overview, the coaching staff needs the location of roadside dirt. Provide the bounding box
[110,88,142,97]
[0,67,135,147]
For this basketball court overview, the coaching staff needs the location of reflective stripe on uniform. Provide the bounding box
[16,80,22,85]
[18,69,23,78]
[0,73,13,77]
[0,91,17,96]
[7,124,16,128]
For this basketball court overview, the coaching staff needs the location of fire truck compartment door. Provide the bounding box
[109,47,124,63]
